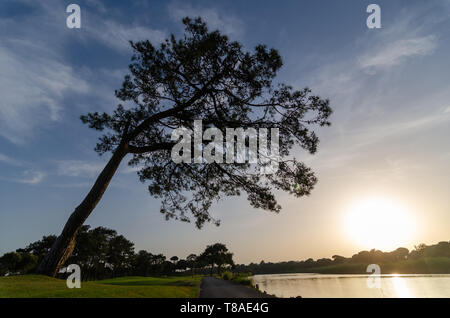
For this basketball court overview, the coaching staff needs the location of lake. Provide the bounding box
[252,273,450,298]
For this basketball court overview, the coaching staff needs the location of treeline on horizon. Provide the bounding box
[234,241,450,275]
[1,225,449,279]
[0,225,234,280]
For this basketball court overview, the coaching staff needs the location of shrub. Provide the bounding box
[233,276,252,285]
[221,271,233,280]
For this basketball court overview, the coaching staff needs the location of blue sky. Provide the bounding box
[1,0,449,263]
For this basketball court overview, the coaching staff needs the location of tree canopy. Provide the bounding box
[81,17,332,228]
[3,228,449,278]
[198,243,234,275]
[1,226,237,279]
[37,17,332,277]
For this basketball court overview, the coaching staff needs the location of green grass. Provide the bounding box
[219,271,253,286]
[0,275,203,298]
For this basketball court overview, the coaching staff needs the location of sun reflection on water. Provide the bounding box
[391,275,411,298]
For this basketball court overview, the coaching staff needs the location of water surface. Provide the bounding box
[252,273,450,298]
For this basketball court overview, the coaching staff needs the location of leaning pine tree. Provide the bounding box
[37,17,332,277]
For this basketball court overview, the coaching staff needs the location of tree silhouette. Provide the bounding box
[176,259,188,271]
[107,235,135,277]
[17,235,56,265]
[133,250,153,276]
[0,252,38,275]
[37,17,331,276]
[186,253,197,277]
[199,243,233,275]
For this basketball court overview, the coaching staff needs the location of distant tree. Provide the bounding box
[170,256,179,264]
[410,243,428,259]
[304,258,315,267]
[107,235,135,277]
[200,243,234,275]
[0,251,38,275]
[332,255,346,264]
[68,226,118,280]
[152,254,167,274]
[222,253,234,273]
[316,258,332,267]
[0,252,22,274]
[17,235,57,265]
[433,241,450,257]
[415,243,427,251]
[410,241,450,259]
[369,249,386,263]
[133,250,153,276]
[177,259,188,271]
[67,225,94,279]
[186,253,197,276]
[18,253,39,274]
[163,260,177,275]
[37,17,331,277]
[350,251,368,263]
[390,247,409,261]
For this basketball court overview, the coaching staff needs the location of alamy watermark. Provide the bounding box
[66,4,81,29]
[171,120,280,175]
[59,264,81,288]
[366,4,381,29]
[366,264,381,289]
[65,4,380,32]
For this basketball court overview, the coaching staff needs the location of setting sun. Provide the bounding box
[343,197,415,251]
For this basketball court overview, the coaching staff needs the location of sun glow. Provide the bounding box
[344,197,415,251]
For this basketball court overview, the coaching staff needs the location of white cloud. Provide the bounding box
[168,2,244,38]
[343,110,450,150]
[0,1,167,144]
[0,153,43,184]
[0,153,23,166]
[16,170,45,185]
[56,160,105,177]
[84,20,167,53]
[296,6,450,175]
[0,41,89,144]
[85,0,109,14]
[358,35,437,70]
[121,165,142,174]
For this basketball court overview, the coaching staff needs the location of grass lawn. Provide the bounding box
[0,274,203,298]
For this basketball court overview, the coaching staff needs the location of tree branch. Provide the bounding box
[128,142,175,154]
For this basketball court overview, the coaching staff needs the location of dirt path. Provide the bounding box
[199,277,274,298]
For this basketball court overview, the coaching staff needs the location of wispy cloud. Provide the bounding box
[0,153,43,184]
[359,35,437,70]
[83,20,167,53]
[296,5,450,174]
[168,2,244,38]
[56,160,104,177]
[1,170,45,184]
[0,40,89,144]
[17,170,45,184]
[0,1,87,144]
[0,0,166,144]
[343,109,450,149]
[0,153,23,167]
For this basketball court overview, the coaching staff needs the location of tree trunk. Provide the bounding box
[36,143,128,277]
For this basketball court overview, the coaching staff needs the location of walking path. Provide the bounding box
[199,277,275,298]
